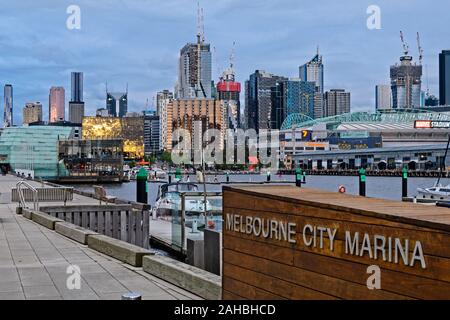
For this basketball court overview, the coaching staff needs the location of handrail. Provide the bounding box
[16,180,38,211]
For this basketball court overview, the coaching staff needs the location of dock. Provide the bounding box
[0,175,200,300]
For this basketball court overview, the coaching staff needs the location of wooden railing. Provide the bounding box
[12,187,74,203]
[39,204,150,249]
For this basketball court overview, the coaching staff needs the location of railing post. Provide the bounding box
[181,193,186,253]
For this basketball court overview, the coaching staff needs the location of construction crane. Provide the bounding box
[400,31,409,56]
[417,32,424,65]
[195,2,206,98]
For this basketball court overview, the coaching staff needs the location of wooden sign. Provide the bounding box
[222,185,450,300]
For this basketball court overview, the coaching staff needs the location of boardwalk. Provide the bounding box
[0,175,200,300]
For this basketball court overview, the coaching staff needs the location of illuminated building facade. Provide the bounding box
[82,116,144,159]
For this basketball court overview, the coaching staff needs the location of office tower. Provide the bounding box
[375,85,392,110]
[106,90,128,117]
[49,87,65,123]
[246,70,286,131]
[71,72,83,103]
[23,102,43,125]
[3,84,13,128]
[143,110,161,155]
[324,89,350,117]
[271,79,315,130]
[164,99,226,152]
[156,90,174,116]
[177,39,212,99]
[390,55,422,109]
[217,67,241,129]
[439,50,450,106]
[69,103,84,125]
[299,50,324,118]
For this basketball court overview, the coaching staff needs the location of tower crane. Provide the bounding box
[400,31,409,56]
[417,32,424,65]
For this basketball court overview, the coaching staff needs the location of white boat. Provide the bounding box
[417,184,450,200]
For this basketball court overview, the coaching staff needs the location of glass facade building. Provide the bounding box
[0,126,73,178]
[439,50,450,106]
[106,92,128,117]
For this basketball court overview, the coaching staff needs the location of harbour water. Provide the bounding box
[70,174,450,205]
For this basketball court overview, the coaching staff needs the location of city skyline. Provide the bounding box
[1,0,449,125]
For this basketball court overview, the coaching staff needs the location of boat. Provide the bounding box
[151,182,221,228]
[148,167,167,181]
[417,184,450,200]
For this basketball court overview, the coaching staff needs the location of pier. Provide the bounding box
[0,175,200,300]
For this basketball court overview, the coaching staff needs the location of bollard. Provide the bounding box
[267,171,271,182]
[295,168,302,187]
[136,167,148,204]
[302,171,306,183]
[226,172,230,183]
[402,167,408,198]
[168,175,172,184]
[359,168,366,197]
[121,292,142,300]
[175,167,182,181]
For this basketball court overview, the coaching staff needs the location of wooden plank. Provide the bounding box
[112,211,119,239]
[105,211,112,237]
[222,290,246,300]
[142,209,150,249]
[130,211,136,244]
[224,249,412,300]
[81,212,89,228]
[223,276,286,300]
[120,211,127,242]
[225,233,450,300]
[224,263,338,300]
[74,212,81,226]
[97,211,105,235]
[135,211,143,247]
[89,212,97,232]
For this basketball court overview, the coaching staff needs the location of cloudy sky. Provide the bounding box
[1,0,449,125]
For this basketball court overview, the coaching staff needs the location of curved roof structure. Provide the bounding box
[281,110,450,130]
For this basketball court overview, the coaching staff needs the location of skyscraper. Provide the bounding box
[156,90,173,116]
[177,40,212,99]
[49,87,65,123]
[23,102,43,125]
[106,90,128,117]
[271,79,315,129]
[375,85,392,110]
[246,70,286,131]
[439,50,450,106]
[390,55,422,109]
[299,50,324,119]
[69,72,84,124]
[324,89,350,117]
[217,67,241,129]
[3,84,13,128]
[71,72,83,103]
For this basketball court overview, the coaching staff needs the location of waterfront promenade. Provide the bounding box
[0,175,200,300]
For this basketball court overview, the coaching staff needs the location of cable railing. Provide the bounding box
[16,180,39,211]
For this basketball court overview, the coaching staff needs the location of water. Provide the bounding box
[70,174,450,204]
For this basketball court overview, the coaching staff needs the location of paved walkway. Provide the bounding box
[0,175,200,300]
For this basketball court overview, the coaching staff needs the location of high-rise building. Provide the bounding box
[49,87,65,123]
[164,99,226,152]
[3,84,13,128]
[143,110,161,155]
[324,89,350,117]
[299,50,324,118]
[246,70,286,131]
[106,91,128,117]
[71,72,83,103]
[156,90,173,116]
[217,67,241,129]
[23,102,43,125]
[69,103,85,125]
[96,108,109,117]
[270,79,315,130]
[375,85,392,110]
[390,55,422,109]
[439,50,450,106]
[177,40,212,99]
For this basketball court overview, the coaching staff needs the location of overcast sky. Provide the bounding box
[1,0,449,125]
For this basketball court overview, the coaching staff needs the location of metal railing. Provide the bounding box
[16,180,39,211]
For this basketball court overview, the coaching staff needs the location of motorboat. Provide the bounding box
[148,167,167,181]
[151,182,222,228]
[417,184,450,200]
